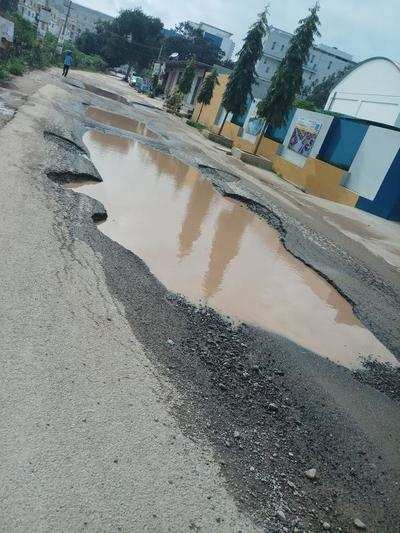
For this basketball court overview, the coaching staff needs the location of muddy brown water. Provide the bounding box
[68,129,397,369]
[83,83,128,104]
[86,106,159,140]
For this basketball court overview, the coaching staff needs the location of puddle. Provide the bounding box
[86,106,158,139]
[68,130,398,369]
[83,83,127,104]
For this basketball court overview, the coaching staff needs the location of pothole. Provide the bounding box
[66,129,398,369]
[86,106,158,139]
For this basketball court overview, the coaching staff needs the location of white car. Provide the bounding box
[129,75,143,88]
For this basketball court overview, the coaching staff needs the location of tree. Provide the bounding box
[218,8,268,135]
[113,8,163,73]
[257,3,321,129]
[163,21,223,65]
[196,68,219,121]
[178,56,196,95]
[75,9,163,72]
[305,65,354,108]
[0,0,18,13]
[76,30,102,56]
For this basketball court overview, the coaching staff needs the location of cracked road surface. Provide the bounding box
[0,70,399,532]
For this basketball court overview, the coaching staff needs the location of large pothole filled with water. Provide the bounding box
[67,129,397,369]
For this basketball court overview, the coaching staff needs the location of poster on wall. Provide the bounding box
[242,100,266,141]
[288,119,322,157]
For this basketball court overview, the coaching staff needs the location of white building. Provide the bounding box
[325,57,400,127]
[0,15,14,49]
[256,26,355,93]
[18,0,111,42]
[190,21,235,61]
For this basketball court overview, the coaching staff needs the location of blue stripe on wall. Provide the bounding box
[318,117,368,171]
[265,108,295,143]
[356,148,400,221]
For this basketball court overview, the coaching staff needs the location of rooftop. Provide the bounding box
[267,25,353,62]
[193,21,233,37]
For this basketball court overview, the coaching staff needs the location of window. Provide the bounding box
[271,41,276,50]
[328,61,332,70]
[280,44,284,51]
[266,66,270,73]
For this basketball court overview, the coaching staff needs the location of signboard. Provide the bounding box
[242,100,266,141]
[0,16,14,48]
[288,118,322,157]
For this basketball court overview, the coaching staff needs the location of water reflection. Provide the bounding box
[86,106,158,140]
[88,129,130,154]
[179,178,215,259]
[68,129,397,369]
[203,204,252,299]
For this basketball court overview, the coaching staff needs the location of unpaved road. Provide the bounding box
[0,69,399,533]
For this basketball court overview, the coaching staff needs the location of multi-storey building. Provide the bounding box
[18,0,111,41]
[189,21,235,61]
[256,26,355,93]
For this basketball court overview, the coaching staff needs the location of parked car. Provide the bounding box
[136,79,151,94]
[129,75,143,88]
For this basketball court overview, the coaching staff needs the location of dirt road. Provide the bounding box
[0,69,399,532]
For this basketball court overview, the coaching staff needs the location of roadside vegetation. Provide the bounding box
[0,11,105,81]
[75,8,231,81]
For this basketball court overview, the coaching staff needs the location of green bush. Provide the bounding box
[0,66,11,81]
[61,42,106,72]
[6,57,26,75]
[186,119,205,130]
[165,89,184,115]
[294,98,318,111]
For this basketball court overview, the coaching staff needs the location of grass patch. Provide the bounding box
[6,57,26,76]
[0,66,11,81]
[186,119,206,130]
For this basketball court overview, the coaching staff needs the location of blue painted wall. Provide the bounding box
[356,148,400,221]
[265,108,295,143]
[232,95,252,127]
[318,117,368,170]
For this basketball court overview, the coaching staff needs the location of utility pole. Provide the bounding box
[57,0,72,52]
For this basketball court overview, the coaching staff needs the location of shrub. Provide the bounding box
[6,57,26,75]
[186,119,205,130]
[0,66,11,81]
[294,98,318,112]
[165,89,184,115]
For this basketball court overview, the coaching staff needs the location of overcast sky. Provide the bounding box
[75,0,399,62]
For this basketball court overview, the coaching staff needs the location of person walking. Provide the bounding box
[62,50,73,77]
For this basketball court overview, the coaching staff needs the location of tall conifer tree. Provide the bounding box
[258,3,320,128]
[218,8,268,134]
[196,68,219,122]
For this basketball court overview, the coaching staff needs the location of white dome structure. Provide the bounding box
[324,57,400,127]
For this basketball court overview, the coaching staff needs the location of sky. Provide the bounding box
[75,0,399,62]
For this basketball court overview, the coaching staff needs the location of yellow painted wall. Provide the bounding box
[273,156,358,207]
[193,73,358,208]
[220,121,240,140]
[194,74,229,130]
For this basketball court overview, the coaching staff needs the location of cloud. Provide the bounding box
[75,0,399,62]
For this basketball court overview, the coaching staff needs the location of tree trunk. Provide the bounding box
[253,122,267,155]
[196,103,204,123]
[124,64,133,82]
[218,111,229,136]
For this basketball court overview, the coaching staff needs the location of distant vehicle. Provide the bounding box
[129,75,143,88]
[136,79,151,94]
